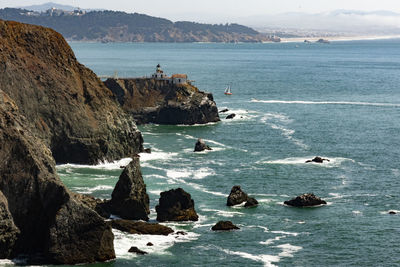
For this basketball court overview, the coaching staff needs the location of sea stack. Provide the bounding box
[156,188,199,221]
[227,186,258,207]
[284,193,327,207]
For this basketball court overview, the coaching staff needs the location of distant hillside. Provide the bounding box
[0,8,279,42]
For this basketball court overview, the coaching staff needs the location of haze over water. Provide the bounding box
[57,40,400,266]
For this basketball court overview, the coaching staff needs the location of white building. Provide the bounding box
[151,64,168,79]
[171,74,187,85]
[151,64,188,85]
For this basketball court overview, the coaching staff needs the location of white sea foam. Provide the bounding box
[218,247,280,267]
[251,99,400,107]
[201,208,244,217]
[57,157,132,170]
[149,190,163,196]
[139,151,178,162]
[260,236,284,245]
[0,259,15,266]
[380,210,400,215]
[352,210,362,215]
[221,108,259,122]
[270,231,299,236]
[74,185,114,194]
[276,244,303,258]
[258,156,354,168]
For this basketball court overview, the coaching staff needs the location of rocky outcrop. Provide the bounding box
[227,186,258,207]
[0,191,20,259]
[156,188,199,222]
[389,211,396,215]
[104,78,220,125]
[0,89,115,264]
[305,157,330,163]
[128,247,147,255]
[226,114,236,119]
[284,193,327,207]
[211,221,240,231]
[111,220,173,235]
[194,138,212,152]
[108,158,150,221]
[0,20,143,164]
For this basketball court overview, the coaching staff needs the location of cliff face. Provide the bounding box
[0,89,115,264]
[104,78,220,125]
[0,20,143,164]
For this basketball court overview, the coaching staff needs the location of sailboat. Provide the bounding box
[224,85,232,95]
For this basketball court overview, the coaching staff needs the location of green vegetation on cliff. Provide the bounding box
[0,8,273,42]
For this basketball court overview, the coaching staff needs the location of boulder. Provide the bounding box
[111,220,173,235]
[108,158,150,221]
[219,108,229,113]
[226,113,236,119]
[104,78,220,125]
[284,193,327,207]
[143,148,152,153]
[211,221,240,231]
[0,89,115,264]
[156,188,199,222]
[227,186,248,206]
[0,191,20,259]
[389,211,396,215]
[194,138,212,152]
[146,242,154,246]
[0,20,143,164]
[305,157,330,163]
[128,247,148,255]
[244,197,259,208]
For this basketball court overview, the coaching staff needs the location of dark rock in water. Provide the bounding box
[176,231,187,235]
[0,191,20,258]
[316,38,330,44]
[226,113,236,119]
[156,188,199,222]
[146,242,154,246]
[128,247,147,255]
[111,220,173,235]
[227,186,249,206]
[0,20,143,165]
[108,158,150,221]
[194,138,212,152]
[220,108,229,113]
[305,156,330,163]
[244,197,259,208]
[389,211,397,215]
[284,193,327,207]
[144,148,152,153]
[104,78,220,125]
[211,221,240,231]
[0,90,115,264]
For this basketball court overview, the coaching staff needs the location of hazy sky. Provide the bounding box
[2,0,400,21]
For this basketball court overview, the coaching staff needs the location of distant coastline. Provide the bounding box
[280,35,400,43]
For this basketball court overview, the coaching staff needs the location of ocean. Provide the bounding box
[57,40,400,266]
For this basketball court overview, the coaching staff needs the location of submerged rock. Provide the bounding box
[244,197,259,208]
[0,90,115,264]
[194,138,212,152]
[0,20,143,164]
[128,247,148,255]
[306,157,330,163]
[108,158,150,221]
[211,221,240,231]
[388,211,397,215]
[156,188,199,222]
[111,220,173,235]
[219,108,229,113]
[104,78,220,125]
[226,113,236,119]
[284,193,327,207]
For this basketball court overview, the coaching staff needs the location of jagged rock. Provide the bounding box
[226,114,236,119]
[0,89,115,264]
[104,78,220,125]
[146,242,154,246]
[0,20,143,164]
[176,231,187,235]
[128,247,147,255]
[111,220,173,235]
[156,188,199,222]
[211,221,240,231]
[227,186,248,206]
[305,157,330,163]
[389,211,397,215]
[0,191,20,258]
[219,108,229,113]
[284,193,327,207]
[194,138,212,152]
[108,158,150,221]
[244,197,259,208]
[143,148,152,153]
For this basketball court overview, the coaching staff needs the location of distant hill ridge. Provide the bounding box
[0,7,279,42]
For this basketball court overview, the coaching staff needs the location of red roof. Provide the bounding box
[171,74,187,79]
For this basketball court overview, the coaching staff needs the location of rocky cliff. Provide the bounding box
[0,89,115,264]
[0,19,143,164]
[104,78,220,125]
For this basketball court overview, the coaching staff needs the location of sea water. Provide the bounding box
[57,40,400,266]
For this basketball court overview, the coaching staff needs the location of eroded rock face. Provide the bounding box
[0,90,115,264]
[211,221,240,231]
[156,188,198,222]
[227,186,248,206]
[111,220,173,236]
[0,20,143,164]
[104,78,220,125]
[0,191,19,259]
[194,138,212,152]
[284,193,327,207]
[109,158,150,221]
